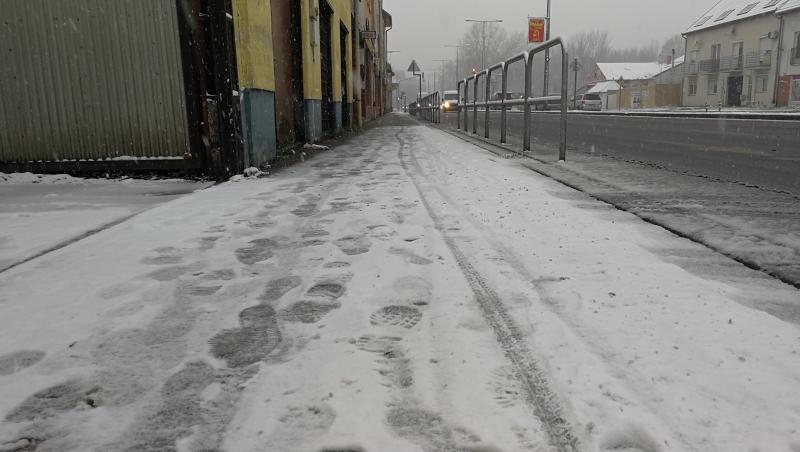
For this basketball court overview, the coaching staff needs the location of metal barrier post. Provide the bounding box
[500,53,527,145]
[524,50,533,153]
[559,50,568,161]
[485,64,503,140]
[457,80,464,130]
[464,76,473,132]
[439,92,442,124]
[472,72,482,133]
[447,37,569,161]
[484,70,491,138]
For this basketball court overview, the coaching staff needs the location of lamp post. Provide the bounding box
[464,19,503,72]
[445,44,469,89]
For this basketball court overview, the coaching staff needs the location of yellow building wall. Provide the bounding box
[232,0,275,92]
[301,0,353,102]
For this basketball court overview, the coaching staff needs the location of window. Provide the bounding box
[688,77,698,96]
[715,9,735,21]
[690,50,699,63]
[707,76,719,95]
[738,2,759,15]
[711,44,721,60]
[732,42,744,57]
[764,0,780,7]
[791,79,800,102]
[795,31,800,54]
[756,74,769,93]
[694,15,712,27]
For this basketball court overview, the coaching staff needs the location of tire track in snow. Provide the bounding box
[395,127,580,452]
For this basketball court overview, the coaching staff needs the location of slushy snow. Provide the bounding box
[0,115,798,451]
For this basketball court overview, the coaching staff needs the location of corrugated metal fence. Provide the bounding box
[0,0,190,163]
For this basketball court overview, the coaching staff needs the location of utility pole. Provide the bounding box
[445,45,469,89]
[543,0,552,97]
[465,19,503,72]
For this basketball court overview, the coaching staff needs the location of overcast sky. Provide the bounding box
[383,0,718,76]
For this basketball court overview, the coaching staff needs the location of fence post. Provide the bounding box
[524,50,533,153]
[473,73,480,134]
[560,50,568,161]
[462,77,472,132]
[457,80,463,130]
[501,63,509,144]
[484,71,490,139]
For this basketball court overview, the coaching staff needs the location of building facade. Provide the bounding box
[776,0,800,106]
[1,0,390,178]
[586,60,684,109]
[682,0,783,108]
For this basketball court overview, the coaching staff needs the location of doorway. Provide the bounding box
[271,0,304,149]
[200,0,242,177]
[727,75,743,107]
[319,0,334,135]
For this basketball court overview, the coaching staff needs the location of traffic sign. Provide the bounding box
[407,60,421,73]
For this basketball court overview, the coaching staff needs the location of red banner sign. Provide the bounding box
[528,18,545,43]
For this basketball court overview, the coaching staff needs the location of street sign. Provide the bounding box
[360,30,377,40]
[407,60,421,74]
[528,17,545,43]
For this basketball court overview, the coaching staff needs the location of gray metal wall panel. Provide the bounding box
[0,0,189,163]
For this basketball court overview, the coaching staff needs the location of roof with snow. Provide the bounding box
[686,0,790,34]
[777,0,800,12]
[595,58,683,81]
[587,81,622,94]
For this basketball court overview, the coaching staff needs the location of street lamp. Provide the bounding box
[445,44,470,89]
[464,19,503,72]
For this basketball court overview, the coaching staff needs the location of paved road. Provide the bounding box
[441,111,800,195]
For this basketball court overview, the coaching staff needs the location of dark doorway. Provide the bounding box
[319,0,334,134]
[200,0,242,178]
[340,22,349,130]
[271,0,304,149]
[727,75,743,107]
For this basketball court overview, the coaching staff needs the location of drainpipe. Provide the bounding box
[773,13,785,107]
[682,33,689,107]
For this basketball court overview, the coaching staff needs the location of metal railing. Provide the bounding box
[699,59,720,73]
[456,37,569,161]
[720,55,743,71]
[745,50,771,68]
[409,92,441,123]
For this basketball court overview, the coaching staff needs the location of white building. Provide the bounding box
[586,59,684,109]
[776,0,800,106]
[682,0,789,108]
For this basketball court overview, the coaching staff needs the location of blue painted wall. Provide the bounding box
[333,102,343,132]
[304,99,322,142]
[241,88,277,168]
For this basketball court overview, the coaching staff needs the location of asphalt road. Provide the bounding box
[441,111,800,195]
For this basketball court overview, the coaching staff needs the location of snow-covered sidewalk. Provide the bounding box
[0,114,798,451]
[0,174,210,272]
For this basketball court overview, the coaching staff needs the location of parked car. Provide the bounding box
[576,93,602,111]
[441,90,459,112]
